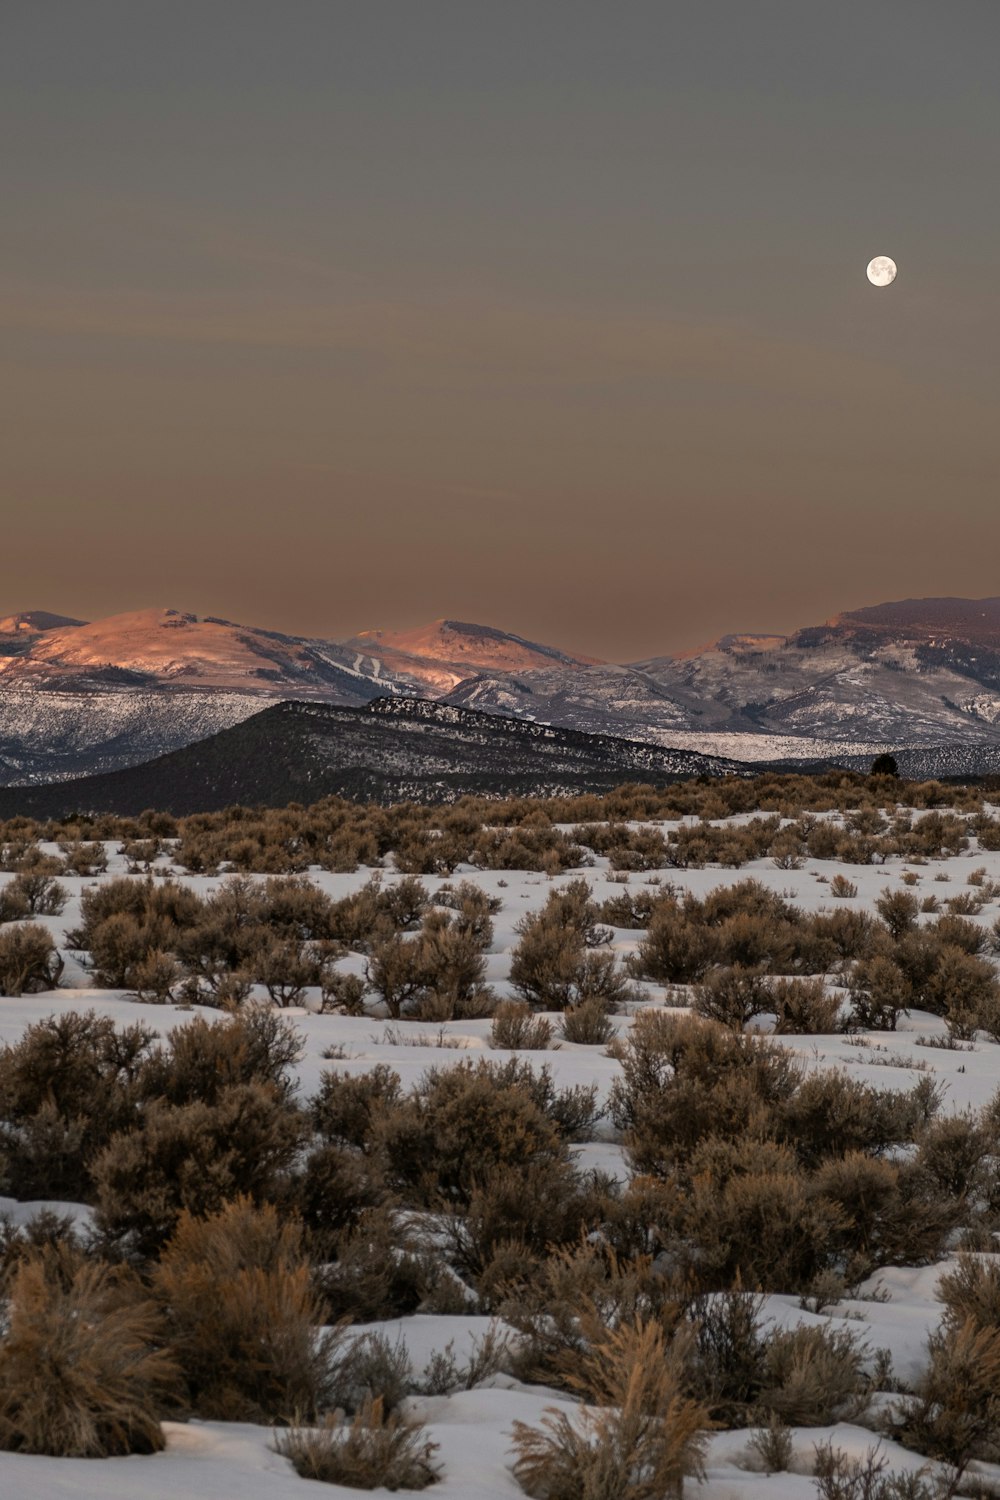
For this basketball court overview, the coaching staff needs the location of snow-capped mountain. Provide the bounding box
[444,597,1000,765]
[343,618,600,694]
[0,608,423,783]
[0,609,598,783]
[0,608,419,697]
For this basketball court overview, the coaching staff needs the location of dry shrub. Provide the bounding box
[610,1013,950,1291]
[313,1065,403,1151]
[829,874,858,898]
[321,968,367,1015]
[510,1318,709,1500]
[174,876,335,1000]
[376,1061,567,1207]
[252,932,327,1006]
[771,976,844,1034]
[894,1317,1000,1477]
[578,823,668,872]
[679,1157,842,1292]
[509,884,632,1013]
[72,872,347,1002]
[945,890,984,917]
[0,838,47,874]
[0,1247,178,1456]
[416,1323,512,1396]
[491,1001,554,1050]
[295,1140,386,1246]
[606,1008,692,1129]
[335,1219,431,1323]
[60,840,108,876]
[748,1417,794,1474]
[876,888,920,938]
[433,878,500,940]
[87,912,160,989]
[338,1331,413,1415]
[120,837,161,871]
[559,998,614,1045]
[424,1056,599,1147]
[631,901,717,984]
[275,1396,440,1490]
[364,932,427,1017]
[0,884,29,924]
[414,910,494,1017]
[713,913,798,972]
[472,824,586,873]
[319,1208,440,1324]
[92,1082,305,1258]
[152,1198,341,1421]
[914,1113,988,1202]
[848,954,912,1030]
[141,1008,303,1108]
[394,824,461,873]
[610,1011,800,1170]
[924,946,999,1028]
[130,949,183,1003]
[690,1287,769,1424]
[691,1290,868,1428]
[70,876,201,987]
[934,914,989,955]
[0,923,62,996]
[0,1207,81,1291]
[328,875,430,950]
[811,1152,957,1281]
[450,1159,606,1285]
[937,1255,1000,1332]
[692,965,772,1030]
[70,874,199,942]
[366,908,492,1020]
[759,1323,867,1426]
[771,832,802,869]
[597,887,663,929]
[0,1011,154,1199]
[493,1242,682,1383]
[0,871,66,919]
[812,1443,936,1500]
[253,873,340,939]
[780,1070,939,1169]
[814,908,881,964]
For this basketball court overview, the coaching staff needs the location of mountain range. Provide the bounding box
[3,598,1000,786]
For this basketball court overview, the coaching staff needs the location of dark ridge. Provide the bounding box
[0,611,87,632]
[0,697,750,819]
[839,596,1000,636]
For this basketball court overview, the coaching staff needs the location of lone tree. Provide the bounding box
[870,753,899,778]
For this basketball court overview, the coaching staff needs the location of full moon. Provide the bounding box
[867,255,897,287]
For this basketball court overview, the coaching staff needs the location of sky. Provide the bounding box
[1,0,998,661]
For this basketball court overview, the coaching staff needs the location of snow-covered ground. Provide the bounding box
[5,813,1000,1496]
[642,729,895,763]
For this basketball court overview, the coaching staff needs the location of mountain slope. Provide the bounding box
[345,618,600,692]
[0,607,418,697]
[0,698,746,818]
[0,608,428,784]
[832,596,1000,643]
[0,686,273,785]
[0,611,86,657]
[428,597,1000,762]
